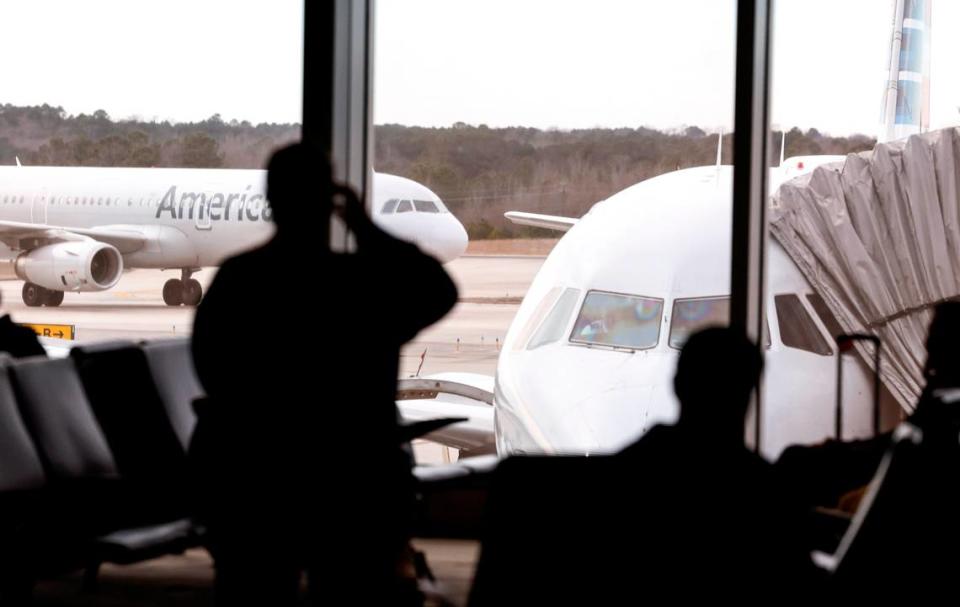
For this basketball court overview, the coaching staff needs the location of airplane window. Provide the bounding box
[381,199,399,214]
[806,293,844,341]
[570,290,663,350]
[528,287,581,350]
[396,200,413,213]
[413,200,440,213]
[670,296,730,349]
[775,294,832,356]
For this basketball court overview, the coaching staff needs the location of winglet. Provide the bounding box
[15,157,21,168]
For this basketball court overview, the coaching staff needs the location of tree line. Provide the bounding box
[0,104,875,239]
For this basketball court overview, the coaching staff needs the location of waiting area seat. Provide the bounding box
[0,339,208,603]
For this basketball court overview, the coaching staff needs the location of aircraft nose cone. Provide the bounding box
[576,382,678,452]
[496,349,680,455]
[436,216,469,263]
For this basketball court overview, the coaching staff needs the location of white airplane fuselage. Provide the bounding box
[0,166,467,305]
[0,166,274,269]
[495,163,897,460]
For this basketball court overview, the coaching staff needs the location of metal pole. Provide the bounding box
[732,0,773,453]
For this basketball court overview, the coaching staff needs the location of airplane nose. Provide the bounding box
[495,350,679,455]
[437,216,469,264]
[576,383,678,451]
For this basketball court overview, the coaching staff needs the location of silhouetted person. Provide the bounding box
[470,328,815,605]
[906,301,960,434]
[0,293,45,358]
[829,302,960,599]
[777,303,960,515]
[614,327,816,597]
[190,143,457,606]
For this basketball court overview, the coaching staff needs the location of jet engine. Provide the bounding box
[15,241,123,291]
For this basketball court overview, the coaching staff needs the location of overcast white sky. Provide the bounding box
[377,0,960,135]
[0,1,956,136]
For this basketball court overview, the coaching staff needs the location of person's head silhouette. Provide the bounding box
[924,301,960,390]
[673,327,762,440]
[266,142,333,244]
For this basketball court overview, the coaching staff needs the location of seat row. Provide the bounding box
[0,338,204,602]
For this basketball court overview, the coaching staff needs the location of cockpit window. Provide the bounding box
[570,291,663,350]
[413,200,440,213]
[669,296,770,349]
[806,293,844,340]
[669,297,730,349]
[775,294,832,355]
[527,288,581,350]
[396,200,413,213]
[381,199,399,214]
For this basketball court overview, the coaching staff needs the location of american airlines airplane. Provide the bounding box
[403,0,930,460]
[493,160,894,459]
[0,167,467,307]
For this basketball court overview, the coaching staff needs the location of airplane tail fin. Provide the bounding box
[879,0,931,142]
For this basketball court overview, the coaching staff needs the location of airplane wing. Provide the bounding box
[397,373,496,457]
[0,220,146,254]
[504,211,578,232]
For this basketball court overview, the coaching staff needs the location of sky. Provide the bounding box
[0,1,956,136]
[376,0,960,135]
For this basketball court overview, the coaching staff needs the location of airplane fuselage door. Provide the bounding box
[31,190,48,224]
[194,190,213,231]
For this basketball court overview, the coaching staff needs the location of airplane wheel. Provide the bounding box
[22,283,44,307]
[162,279,183,306]
[43,289,64,307]
[182,279,203,307]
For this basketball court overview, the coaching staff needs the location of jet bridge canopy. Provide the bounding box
[771,127,960,410]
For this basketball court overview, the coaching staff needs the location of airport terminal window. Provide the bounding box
[570,291,663,351]
[774,294,832,356]
[669,297,730,349]
[527,287,581,350]
[413,200,439,213]
[381,199,399,214]
[396,200,413,213]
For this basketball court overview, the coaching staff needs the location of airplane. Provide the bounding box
[0,167,468,307]
[401,0,932,461]
[492,160,900,459]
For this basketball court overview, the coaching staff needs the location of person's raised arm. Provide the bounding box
[335,184,458,342]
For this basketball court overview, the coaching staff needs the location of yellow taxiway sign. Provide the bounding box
[20,323,75,340]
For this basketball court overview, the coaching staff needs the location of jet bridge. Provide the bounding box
[771,127,960,411]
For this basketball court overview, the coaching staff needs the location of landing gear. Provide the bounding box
[162,279,183,306]
[22,283,64,307]
[162,270,203,307]
[44,289,64,307]
[182,279,202,306]
[22,283,44,307]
